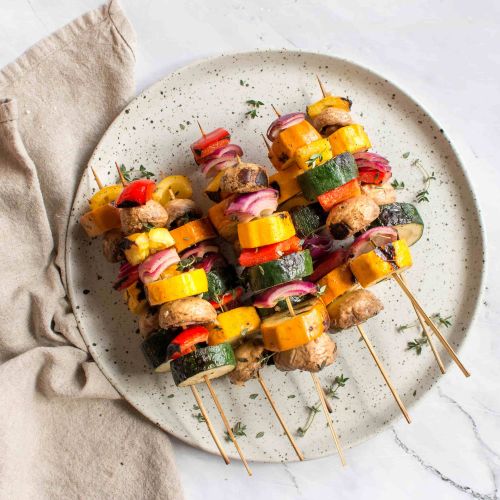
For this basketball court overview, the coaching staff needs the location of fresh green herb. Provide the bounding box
[315,284,327,297]
[224,421,247,441]
[245,99,264,119]
[120,164,133,182]
[259,352,275,366]
[167,394,174,398]
[193,412,206,423]
[402,152,410,159]
[256,432,265,439]
[305,153,323,169]
[436,314,452,328]
[179,123,186,130]
[138,165,155,179]
[391,179,405,190]
[297,374,348,437]
[249,393,258,400]
[407,336,427,355]
[142,222,155,231]
[288,394,296,399]
[412,159,435,203]
[119,163,155,182]
[177,256,197,271]
[193,404,199,410]
[258,266,265,276]
[240,79,249,87]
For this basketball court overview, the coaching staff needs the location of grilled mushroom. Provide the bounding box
[158,297,218,329]
[274,334,337,372]
[328,289,383,329]
[120,200,169,235]
[228,338,265,385]
[138,308,160,339]
[220,163,268,194]
[164,199,201,229]
[327,195,380,239]
[102,228,124,263]
[310,107,353,135]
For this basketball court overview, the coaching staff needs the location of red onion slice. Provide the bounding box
[202,144,243,161]
[180,242,220,260]
[266,113,306,142]
[354,152,391,173]
[348,227,398,259]
[138,248,180,284]
[194,253,225,273]
[303,231,335,261]
[308,249,347,282]
[113,262,139,291]
[201,156,239,177]
[225,189,278,222]
[253,280,318,308]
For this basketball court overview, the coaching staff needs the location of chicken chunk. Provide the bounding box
[120,200,169,235]
[220,163,268,194]
[327,195,380,239]
[328,289,383,330]
[229,339,265,385]
[274,334,337,373]
[102,228,123,263]
[158,297,217,329]
[361,183,397,206]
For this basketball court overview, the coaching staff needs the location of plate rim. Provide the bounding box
[65,48,487,463]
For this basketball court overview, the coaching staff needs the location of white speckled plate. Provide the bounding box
[66,50,485,463]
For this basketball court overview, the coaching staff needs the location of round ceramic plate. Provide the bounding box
[66,50,485,462]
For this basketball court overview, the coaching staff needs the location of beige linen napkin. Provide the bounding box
[0,2,183,498]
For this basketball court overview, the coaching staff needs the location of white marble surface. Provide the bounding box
[1,1,499,499]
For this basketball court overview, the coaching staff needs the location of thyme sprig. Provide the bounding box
[306,153,323,168]
[412,159,436,203]
[245,100,264,119]
[399,314,452,355]
[391,179,405,190]
[119,164,155,182]
[297,375,348,437]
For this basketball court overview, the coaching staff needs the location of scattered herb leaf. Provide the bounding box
[412,159,436,203]
[177,256,198,271]
[256,432,264,439]
[402,152,410,159]
[193,412,206,423]
[391,179,405,190]
[245,99,264,119]
[249,393,258,400]
[224,421,247,441]
[306,153,323,168]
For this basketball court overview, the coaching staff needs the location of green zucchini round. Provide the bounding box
[290,202,327,237]
[371,202,424,246]
[141,329,180,373]
[245,250,314,292]
[203,267,238,301]
[171,343,236,387]
[298,152,358,201]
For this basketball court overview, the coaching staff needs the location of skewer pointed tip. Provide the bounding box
[197,120,206,137]
[115,161,128,186]
[90,167,104,190]
[271,104,281,117]
[315,74,328,98]
[261,133,271,152]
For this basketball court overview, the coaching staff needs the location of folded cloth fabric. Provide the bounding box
[0,2,184,498]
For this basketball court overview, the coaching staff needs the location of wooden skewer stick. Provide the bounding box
[316,75,329,98]
[204,376,252,476]
[257,371,305,461]
[285,297,333,413]
[168,188,176,200]
[356,323,411,423]
[197,121,206,137]
[261,134,271,152]
[91,167,104,190]
[115,161,128,186]
[191,385,230,465]
[311,372,346,465]
[400,274,446,374]
[392,273,470,377]
[271,104,281,117]
[236,155,242,165]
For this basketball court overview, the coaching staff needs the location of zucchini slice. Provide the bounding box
[290,202,327,237]
[203,267,238,301]
[297,152,358,201]
[371,202,424,246]
[245,250,313,292]
[170,343,236,387]
[141,329,180,373]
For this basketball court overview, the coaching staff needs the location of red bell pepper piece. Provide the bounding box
[238,235,302,267]
[358,168,392,185]
[166,326,209,360]
[309,249,347,282]
[190,128,230,164]
[209,286,244,310]
[116,179,156,208]
[317,178,361,211]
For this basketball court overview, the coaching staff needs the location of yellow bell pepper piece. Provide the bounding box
[294,138,332,170]
[307,95,352,118]
[208,306,261,345]
[170,217,216,253]
[160,264,181,280]
[261,298,328,352]
[317,263,358,306]
[146,269,208,306]
[153,175,193,206]
[123,232,150,265]
[269,162,302,205]
[148,227,175,253]
[124,281,148,315]
[237,212,296,249]
[270,121,322,170]
[349,239,412,288]
[208,195,239,242]
[328,124,371,156]
[89,184,123,211]
[79,204,121,237]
